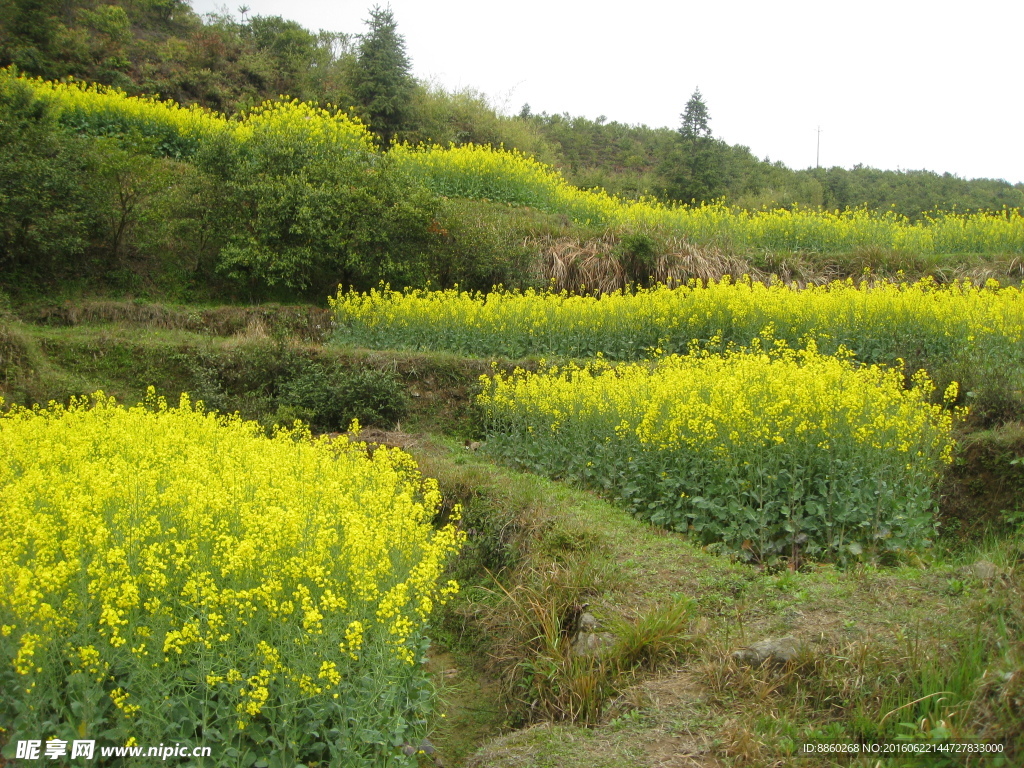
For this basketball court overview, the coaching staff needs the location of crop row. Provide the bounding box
[17,70,373,160]
[392,144,1024,254]
[330,277,1024,365]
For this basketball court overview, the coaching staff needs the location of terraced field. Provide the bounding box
[1,291,1021,766]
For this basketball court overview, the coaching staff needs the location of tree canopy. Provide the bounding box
[679,88,711,140]
[351,5,414,147]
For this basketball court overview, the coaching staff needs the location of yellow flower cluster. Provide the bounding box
[109,687,141,717]
[480,345,957,460]
[390,142,625,225]
[231,98,375,157]
[10,68,228,149]
[477,345,961,560]
[5,68,373,160]
[0,389,462,729]
[392,143,1024,254]
[331,277,1023,364]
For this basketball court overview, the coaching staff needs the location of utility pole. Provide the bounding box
[816,126,823,168]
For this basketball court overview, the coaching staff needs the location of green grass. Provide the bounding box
[416,441,1023,766]
[2,320,494,437]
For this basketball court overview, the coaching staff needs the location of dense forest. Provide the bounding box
[2,0,1021,218]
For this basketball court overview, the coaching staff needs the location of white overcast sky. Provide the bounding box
[188,0,1024,184]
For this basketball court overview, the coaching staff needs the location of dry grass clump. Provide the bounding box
[535,235,763,294]
[953,255,1024,285]
[536,236,1024,296]
[472,561,700,727]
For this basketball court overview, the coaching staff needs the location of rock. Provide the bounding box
[571,631,617,656]
[732,636,802,667]
[566,611,615,655]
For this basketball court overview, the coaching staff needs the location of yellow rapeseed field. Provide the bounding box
[392,143,1024,254]
[10,68,374,160]
[478,344,961,561]
[330,277,1024,364]
[9,69,1022,257]
[0,390,462,763]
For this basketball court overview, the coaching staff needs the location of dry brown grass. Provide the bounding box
[534,235,766,294]
[534,236,1024,295]
[954,257,1024,284]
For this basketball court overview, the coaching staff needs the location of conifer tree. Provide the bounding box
[351,5,414,146]
[662,88,724,202]
[679,88,712,140]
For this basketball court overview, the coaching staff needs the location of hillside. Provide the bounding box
[2,67,1022,309]
[2,5,1023,767]
[1,0,1021,220]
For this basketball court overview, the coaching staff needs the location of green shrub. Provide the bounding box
[0,74,224,297]
[0,75,101,281]
[196,104,440,298]
[424,198,550,292]
[613,230,657,286]
[175,341,303,418]
[279,364,408,431]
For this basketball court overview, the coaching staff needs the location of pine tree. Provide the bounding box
[679,88,711,140]
[662,88,724,202]
[351,5,413,147]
